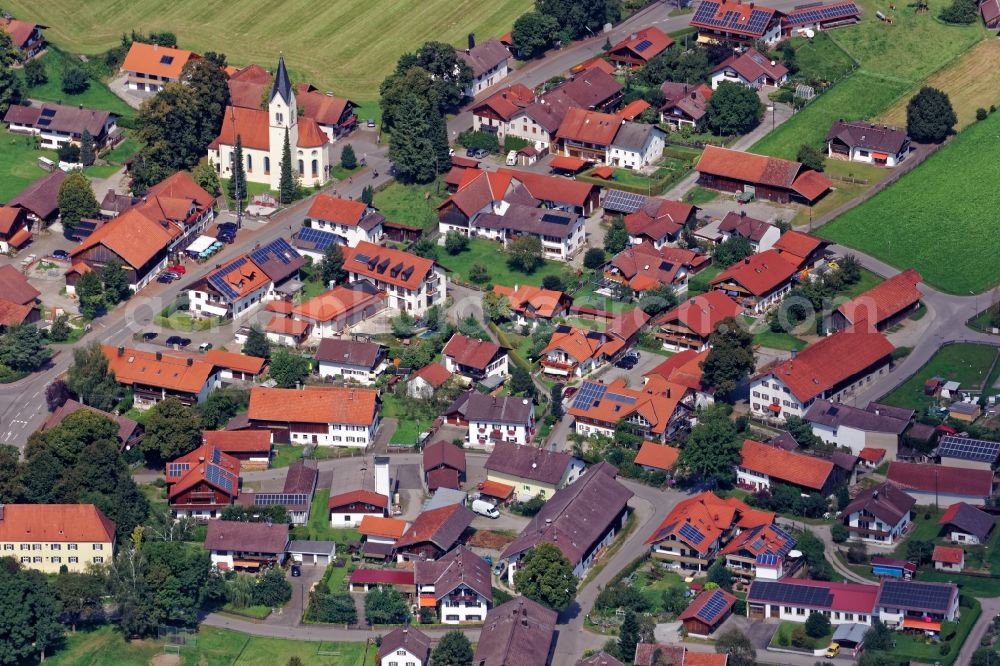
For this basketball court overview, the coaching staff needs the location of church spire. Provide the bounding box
[270,54,293,105]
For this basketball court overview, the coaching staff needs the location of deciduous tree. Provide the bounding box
[242,325,271,359]
[445,230,469,255]
[0,61,22,115]
[583,247,606,270]
[712,234,754,268]
[23,57,46,86]
[603,218,629,254]
[678,404,742,485]
[364,587,410,625]
[388,95,436,184]
[142,398,202,461]
[100,261,131,305]
[507,235,544,273]
[61,67,89,94]
[701,317,755,396]
[513,542,577,611]
[194,160,221,196]
[536,0,620,39]
[269,348,310,388]
[512,11,560,58]
[0,324,51,372]
[715,629,756,666]
[431,630,473,666]
[0,559,63,661]
[66,342,118,410]
[907,86,956,143]
[482,290,512,323]
[706,81,763,136]
[57,171,99,230]
[796,143,825,172]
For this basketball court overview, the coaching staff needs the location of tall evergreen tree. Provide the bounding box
[0,61,22,115]
[80,129,96,166]
[279,128,295,203]
[618,611,640,663]
[228,134,247,203]
[388,95,436,184]
[429,110,451,176]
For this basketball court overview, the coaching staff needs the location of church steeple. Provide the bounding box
[270,54,293,105]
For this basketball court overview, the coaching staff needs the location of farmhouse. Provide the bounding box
[656,291,743,352]
[876,580,959,629]
[709,250,798,313]
[0,264,39,327]
[376,627,431,666]
[659,82,713,131]
[771,229,829,271]
[10,169,65,224]
[746,579,878,625]
[204,520,289,571]
[606,243,711,296]
[736,439,837,495]
[690,0,784,45]
[165,445,240,519]
[303,195,384,249]
[236,461,317,525]
[484,441,584,501]
[450,393,535,448]
[291,283,387,339]
[939,502,995,545]
[0,16,45,60]
[122,42,199,93]
[720,522,797,581]
[103,345,218,409]
[696,146,832,204]
[805,400,912,458]
[0,503,115,574]
[826,120,910,167]
[781,1,861,35]
[502,462,633,583]
[4,102,118,150]
[342,242,446,315]
[246,386,379,447]
[0,206,30,253]
[718,211,781,252]
[711,48,789,89]
[623,198,698,248]
[492,284,571,327]
[833,269,922,331]
[473,597,557,666]
[314,338,388,383]
[456,36,510,97]
[414,545,492,623]
[209,56,332,190]
[608,27,673,68]
[886,461,994,506]
[328,490,388,528]
[442,333,508,381]
[841,482,914,545]
[644,349,714,409]
[394,502,474,561]
[556,108,664,168]
[609,121,666,169]
[469,83,534,142]
[568,377,689,443]
[295,84,358,142]
[749,327,894,419]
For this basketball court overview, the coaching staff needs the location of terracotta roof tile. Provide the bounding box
[691,1,780,37]
[204,520,288,553]
[609,26,673,63]
[634,441,680,470]
[103,345,215,394]
[359,515,408,539]
[493,284,568,319]
[710,249,797,297]
[297,86,354,127]
[248,386,377,425]
[697,145,801,189]
[557,108,622,147]
[343,241,436,292]
[71,208,176,270]
[887,462,993,498]
[443,333,502,370]
[203,349,266,375]
[395,503,474,551]
[713,48,789,84]
[772,230,824,264]
[423,441,466,473]
[264,316,310,337]
[328,490,388,510]
[740,439,833,490]
[567,378,685,436]
[293,284,386,323]
[646,492,771,555]
[306,194,368,225]
[660,291,743,338]
[859,447,887,463]
[0,503,116,543]
[412,362,451,387]
[932,545,964,564]
[837,269,921,327]
[644,348,709,392]
[201,429,272,453]
[616,99,652,120]
[472,84,534,121]
[0,17,40,49]
[122,42,197,80]
[0,264,39,305]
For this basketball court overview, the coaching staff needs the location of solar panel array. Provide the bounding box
[211,448,221,464]
[697,589,731,623]
[167,462,190,477]
[251,237,302,267]
[878,581,953,612]
[786,2,859,25]
[253,493,309,507]
[208,257,248,301]
[606,392,637,406]
[634,39,654,52]
[653,521,679,543]
[692,1,775,34]
[541,212,572,225]
[938,435,1000,463]
[603,189,647,214]
[756,553,779,567]
[297,227,344,252]
[572,382,608,410]
[750,581,832,607]
[205,463,237,493]
[679,522,705,545]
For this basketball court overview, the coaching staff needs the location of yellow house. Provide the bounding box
[0,503,116,574]
[484,442,585,502]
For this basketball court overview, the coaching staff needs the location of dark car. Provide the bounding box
[615,356,638,369]
[177,337,192,347]
[156,273,175,284]
[472,148,489,159]
[290,564,301,577]
[166,335,183,346]
[52,249,70,260]
[142,332,158,341]
[465,148,477,157]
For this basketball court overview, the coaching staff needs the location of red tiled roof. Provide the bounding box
[250,386,377,425]
[887,462,994,498]
[71,208,177,270]
[557,108,621,147]
[349,568,414,586]
[697,146,802,190]
[609,26,673,62]
[644,349,709,393]
[581,57,616,75]
[210,106,328,152]
[634,441,680,471]
[791,169,833,202]
[690,0,781,37]
[0,205,25,235]
[265,315,310,337]
[201,429,272,453]
[497,168,596,207]
[684,654,729,666]
[443,333,502,370]
[0,299,33,326]
[395,503,474,550]
[122,42,197,80]
[859,447,887,463]
[479,479,515,500]
[103,345,214,395]
[713,48,789,86]
[837,269,922,327]
[204,349,266,375]
[616,99,652,120]
[772,230,824,263]
[0,503,116,543]
[423,440,467,473]
[167,445,241,500]
[297,86,354,127]
[328,490,389,510]
[493,284,568,319]
[427,467,461,490]
[756,328,894,403]
[359,516,408,539]
[678,588,737,623]
[550,155,588,172]
[412,362,451,388]
[0,266,38,305]
[0,18,40,49]
[646,492,773,555]
[710,249,797,297]
[747,579,879,614]
[343,241,436,292]
[306,195,368,226]
[932,545,963,564]
[292,284,386,322]
[661,291,743,338]
[740,439,834,490]
[472,84,535,121]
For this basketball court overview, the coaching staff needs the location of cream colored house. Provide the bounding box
[0,504,115,574]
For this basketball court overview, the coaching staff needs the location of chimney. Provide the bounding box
[117,346,124,356]
[468,32,476,50]
[0,504,4,521]
[743,257,751,264]
[630,32,638,41]
[791,348,797,359]
[156,351,162,361]
[198,456,205,462]
[740,210,746,218]
[186,357,193,366]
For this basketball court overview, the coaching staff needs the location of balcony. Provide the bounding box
[540,358,577,376]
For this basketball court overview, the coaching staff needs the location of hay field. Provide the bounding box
[4,0,532,99]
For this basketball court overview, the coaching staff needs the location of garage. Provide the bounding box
[288,540,336,566]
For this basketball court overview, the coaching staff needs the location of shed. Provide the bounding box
[831,623,868,654]
[677,588,736,636]
[288,540,336,565]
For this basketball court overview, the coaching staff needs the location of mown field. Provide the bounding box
[880,343,999,410]
[877,39,1000,131]
[819,110,1000,294]
[6,0,532,99]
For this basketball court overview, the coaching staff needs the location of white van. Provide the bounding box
[472,499,500,519]
[505,150,518,166]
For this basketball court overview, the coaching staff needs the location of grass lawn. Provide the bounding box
[45,625,369,666]
[19,48,136,117]
[630,568,685,612]
[769,621,833,651]
[139,482,168,515]
[381,392,433,445]
[891,506,943,558]
[819,110,1000,293]
[790,32,857,84]
[751,71,912,159]
[570,281,633,313]
[221,603,271,619]
[566,316,606,331]
[0,130,58,202]
[877,40,1000,132]
[437,237,565,288]
[289,488,362,543]
[84,136,141,179]
[688,264,722,295]
[790,159,892,227]
[372,178,446,230]
[10,0,532,100]
[880,344,999,410]
[753,328,808,351]
[837,267,883,299]
[682,186,720,206]
[920,570,1000,597]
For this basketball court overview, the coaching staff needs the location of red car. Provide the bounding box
[167,265,186,274]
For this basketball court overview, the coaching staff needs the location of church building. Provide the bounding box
[208,56,332,190]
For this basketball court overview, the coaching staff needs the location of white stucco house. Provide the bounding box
[609,122,665,170]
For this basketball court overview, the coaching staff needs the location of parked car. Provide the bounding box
[166,336,192,348]
[156,273,176,284]
[167,265,186,274]
[465,147,477,157]
[472,148,489,159]
[492,561,506,577]
[142,332,158,341]
[626,350,641,359]
[505,150,518,166]
[52,249,70,261]
[199,342,213,351]
[824,644,840,659]
[366,118,375,128]
[290,564,301,577]
[472,499,500,519]
[615,356,638,369]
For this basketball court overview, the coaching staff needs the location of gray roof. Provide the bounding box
[414,545,492,601]
[719,211,775,242]
[832,623,869,644]
[9,169,66,219]
[474,597,557,666]
[485,442,573,485]
[423,487,468,511]
[283,460,318,494]
[455,38,509,77]
[826,120,908,154]
[805,399,910,435]
[377,627,432,664]
[501,462,633,566]
[941,502,995,540]
[464,393,534,425]
[204,520,289,554]
[493,202,580,240]
[768,431,799,451]
[270,55,293,105]
[4,101,114,137]
[287,539,336,555]
[314,338,385,368]
[842,482,915,527]
[612,121,660,152]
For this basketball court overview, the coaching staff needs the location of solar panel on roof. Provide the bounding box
[40,108,56,117]
[254,493,309,506]
[634,39,653,52]
[697,590,730,623]
[297,227,344,251]
[606,392,637,405]
[211,448,221,464]
[208,256,248,301]
[572,382,608,410]
[756,553,779,567]
[251,237,301,267]
[878,581,953,612]
[160,55,174,65]
[205,463,237,493]
[750,581,832,607]
[541,213,571,224]
[750,538,765,551]
[167,462,190,476]
[693,0,721,22]
[938,435,1000,463]
[603,189,647,214]
[679,522,705,545]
